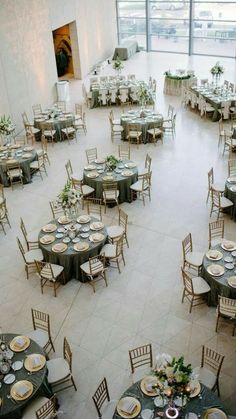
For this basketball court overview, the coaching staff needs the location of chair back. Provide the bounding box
[41,135,48,153]
[181,268,194,295]
[145,154,152,171]
[103,181,118,199]
[65,160,73,180]
[201,346,224,378]
[118,144,130,160]
[64,337,73,371]
[211,189,221,209]
[0,202,7,222]
[92,377,110,418]
[140,172,151,191]
[31,308,50,333]
[208,168,214,190]
[218,296,236,318]
[209,220,224,247]
[86,147,97,164]
[86,197,102,220]
[72,178,83,194]
[228,159,236,176]
[56,101,66,112]
[22,112,29,125]
[7,162,21,175]
[119,209,128,232]
[127,123,141,139]
[50,200,65,218]
[182,233,192,258]
[88,254,105,276]
[36,395,57,419]
[17,236,26,261]
[32,104,42,116]
[35,261,55,282]
[115,235,124,257]
[119,88,129,103]
[129,343,153,374]
[0,184,4,200]
[20,218,28,242]
[75,103,83,117]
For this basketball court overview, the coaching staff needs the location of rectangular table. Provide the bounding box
[113,41,139,60]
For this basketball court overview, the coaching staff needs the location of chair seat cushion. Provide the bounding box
[211,182,225,193]
[30,161,39,170]
[46,358,70,383]
[80,260,104,276]
[8,169,22,177]
[192,276,211,294]
[193,366,216,389]
[31,127,40,134]
[25,248,43,263]
[127,131,142,138]
[103,190,119,200]
[82,184,94,195]
[22,396,50,419]
[147,128,162,136]
[130,180,143,192]
[44,130,56,136]
[27,230,39,243]
[100,244,116,258]
[61,127,75,134]
[28,329,49,349]
[102,400,117,419]
[41,263,64,280]
[113,126,124,132]
[210,237,222,248]
[107,225,124,239]
[221,196,233,208]
[185,251,204,267]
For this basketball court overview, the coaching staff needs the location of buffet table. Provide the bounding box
[0,145,37,186]
[83,159,138,203]
[0,333,52,419]
[202,242,236,306]
[120,110,163,144]
[113,380,226,419]
[113,40,139,60]
[38,216,107,283]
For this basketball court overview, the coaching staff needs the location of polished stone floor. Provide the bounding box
[1,52,236,418]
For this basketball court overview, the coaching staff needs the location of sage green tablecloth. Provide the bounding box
[113,41,139,60]
[191,86,236,122]
[113,380,226,418]
[0,333,52,419]
[39,217,107,283]
[0,147,37,186]
[164,75,197,96]
[34,115,75,142]
[120,111,163,144]
[83,160,138,203]
[225,180,236,220]
[202,244,236,306]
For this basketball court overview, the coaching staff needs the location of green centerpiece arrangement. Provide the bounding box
[137,82,152,110]
[153,353,193,403]
[113,56,124,75]
[59,180,80,213]
[210,62,224,86]
[0,115,14,135]
[164,71,191,80]
[105,155,119,172]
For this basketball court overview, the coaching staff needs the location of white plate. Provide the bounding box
[82,227,90,232]
[56,233,64,239]
[225,263,234,270]
[57,228,66,233]
[174,396,187,407]
[80,233,89,238]
[4,374,15,384]
[185,413,198,419]
[224,256,233,263]
[12,361,23,371]
[63,237,71,243]
[154,396,167,407]
[72,237,80,243]
[232,251,236,257]
[141,409,154,419]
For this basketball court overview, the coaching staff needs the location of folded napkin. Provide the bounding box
[223,240,234,249]
[53,243,65,251]
[30,355,41,368]
[80,216,89,222]
[208,413,223,419]
[92,222,103,229]
[14,337,25,348]
[209,251,219,259]
[16,383,29,398]
[120,399,136,414]
[92,233,103,241]
[42,235,52,244]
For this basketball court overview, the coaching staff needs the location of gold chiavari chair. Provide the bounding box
[181,268,210,313]
[28,308,55,354]
[216,296,236,336]
[208,220,224,249]
[17,237,43,279]
[92,378,117,419]
[20,218,38,250]
[100,235,125,274]
[129,344,153,375]
[193,346,224,396]
[182,233,204,275]
[107,208,129,247]
[80,254,107,293]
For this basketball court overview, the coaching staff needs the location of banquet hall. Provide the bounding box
[0,1,236,418]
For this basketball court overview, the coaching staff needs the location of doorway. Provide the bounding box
[52,22,81,80]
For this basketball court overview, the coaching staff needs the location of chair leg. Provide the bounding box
[121,250,125,266]
[181,288,186,303]
[116,259,121,273]
[71,375,77,391]
[215,313,220,332]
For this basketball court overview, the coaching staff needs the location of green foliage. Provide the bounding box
[105,155,119,171]
[113,56,124,71]
[0,115,13,135]
[210,62,224,76]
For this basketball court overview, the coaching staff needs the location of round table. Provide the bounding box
[225,178,236,220]
[0,333,52,419]
[163,74,197,96]
[113,380,226,418]
[0,145,37,186]
[83,159,138,204]
[202,243,236,306]
[39,216,107,283]
[34,113,75,142]
[120,111,163,144]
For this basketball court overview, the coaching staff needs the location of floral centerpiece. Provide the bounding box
[153,353,193,402]
[113,56,124,75]
[105,155,119,172]
[164,70,191,80]
[0,115,14,135]
[58,180,80,215]
[137,82,152,110]
[210,62,224,78]
[49,106,62,119]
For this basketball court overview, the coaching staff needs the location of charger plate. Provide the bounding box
[117,397,141,419]
[9,335,30,352]
[10,380,33,401]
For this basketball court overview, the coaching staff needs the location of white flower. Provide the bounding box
[155,353,172,369]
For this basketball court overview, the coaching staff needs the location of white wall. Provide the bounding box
[0,0,117,132]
